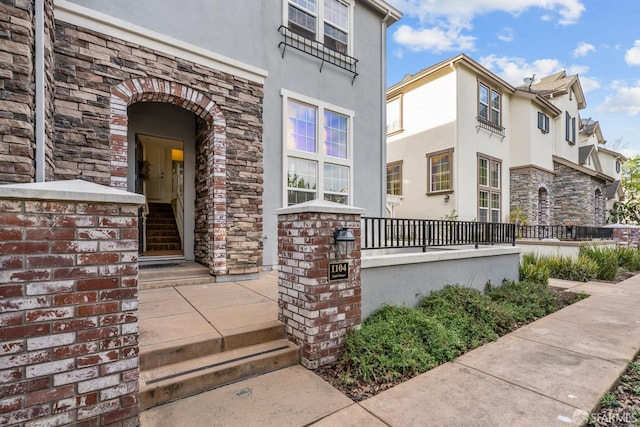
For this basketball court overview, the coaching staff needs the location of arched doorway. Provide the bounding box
[595,189,604,226]
[109,78,228,275]
[537,187,550,226]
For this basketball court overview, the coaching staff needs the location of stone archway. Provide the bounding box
[537,187,550,226]
[109,78,227,275]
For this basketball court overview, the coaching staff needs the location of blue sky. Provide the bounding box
[385,0,640,158]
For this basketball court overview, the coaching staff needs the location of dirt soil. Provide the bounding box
[588,354,640,426]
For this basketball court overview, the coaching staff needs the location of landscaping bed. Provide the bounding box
[589,356,640,426]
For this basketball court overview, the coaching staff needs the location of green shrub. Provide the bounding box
[519,260,550,284]
[342,305,459,382]
[543,255,598,282]
[579,246,618,280]
[486,280,560,323]
[616,247,640,271]
[418,285,516,351]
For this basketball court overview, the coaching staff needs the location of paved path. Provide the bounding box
[140,275,640,426]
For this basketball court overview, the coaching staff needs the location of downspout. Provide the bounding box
[35,0,46,182]
[380,10,392,216]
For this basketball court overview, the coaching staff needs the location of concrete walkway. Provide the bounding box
[140,275,640,426]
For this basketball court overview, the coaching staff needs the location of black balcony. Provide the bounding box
[476,116,505,137]
[278,25,358,84]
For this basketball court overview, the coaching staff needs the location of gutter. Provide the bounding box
[380,9,392,216]
[35,0,45,182]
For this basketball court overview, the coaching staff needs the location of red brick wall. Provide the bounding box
[277,210,362,369]
[0,197,140,426]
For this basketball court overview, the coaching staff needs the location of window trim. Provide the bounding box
[537,111,550,133]
[281,89,354,207]
[386,160,403,196]
[284,0,355,56]
[477,80,502,128]
[386,95,403,136]
[565,111,576,145]
[426,148,454,195]
[477,153,502,223]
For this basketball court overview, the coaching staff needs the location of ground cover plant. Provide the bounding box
[317,277,587,401]
[589,356,640,426]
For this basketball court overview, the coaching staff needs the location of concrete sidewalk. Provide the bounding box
[140,275,640,427]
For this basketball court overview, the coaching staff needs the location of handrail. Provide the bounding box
[361,217,515,251]
[172,166,184,245]
[277,25,359,84]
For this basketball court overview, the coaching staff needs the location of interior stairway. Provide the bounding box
[137,270,300,411]
[146,203,181,252]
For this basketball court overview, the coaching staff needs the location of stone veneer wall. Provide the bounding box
[510,166,555,225]
[0,183,143,426]
[553,162,606,226]
[52,20,264,275]
[277,203,363,369]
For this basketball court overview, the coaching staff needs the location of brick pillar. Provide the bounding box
[0,180,144,426]
[277,200,364,369]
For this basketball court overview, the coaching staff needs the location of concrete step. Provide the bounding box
[140,320,286,370]
[139,262,214,290]
[139,339,300,410]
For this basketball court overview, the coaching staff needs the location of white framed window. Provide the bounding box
[537,112,550,133]
[386,96,402,135]
[282,89,353,206]
[285,0,353,54]
[478,82,501,127]
[478,154,501,223]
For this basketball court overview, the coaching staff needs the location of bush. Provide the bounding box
[342,305,459,382]
[579,246,618,280]
[486,280,561,323]
[519,256,550,284]
[616,247,640,271]
[418,285,516,351]
[538,255,598,282]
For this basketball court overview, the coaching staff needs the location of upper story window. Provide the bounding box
[616,160,621,174]
[283,90,352,206]
[565,111,576,144]
[537,112,550,133]
[386,96,402,135]
[427,149,453,194]
[287,0,351,54]
[478,82,501,127]
[386,161,402,195]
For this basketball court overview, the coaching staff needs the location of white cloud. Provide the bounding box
[625,40,640,66]
[387,0,585,53]
[479,55,599,93]
[620,148,640,159]
[573,42,595,57]
[392,24,475,53]
[597,82,640,116]
[497,28,515,43]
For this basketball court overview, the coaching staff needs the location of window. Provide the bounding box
[386,96,402,135]
[478,155,501,223]
[478,82,501,127]
[284,90,352,206]
[565,111,576,144]
[427,149,453,193]
[537,112,549,133]
[386,161,402,195]
[616,161,621,174]
[287,0,351,54]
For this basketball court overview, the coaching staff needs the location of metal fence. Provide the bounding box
[515,225,613,241]
[361,217,515,251]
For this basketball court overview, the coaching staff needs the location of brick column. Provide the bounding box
[0,180,144,426]
[277,200,364,369]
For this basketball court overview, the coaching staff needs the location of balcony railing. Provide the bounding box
[277,25,358,84]
[516,225,613,241]
[476,116,505,137]
[362,217,515,251]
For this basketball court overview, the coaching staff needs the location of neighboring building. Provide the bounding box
[1,0,401,276]
[386,55,624,227]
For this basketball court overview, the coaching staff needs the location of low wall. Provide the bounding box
[361,246,521,319]
[516,239,616,259]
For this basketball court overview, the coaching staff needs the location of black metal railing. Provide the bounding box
[516,225,613,241]
[362,217,516,251]
[277,25,358,84]
[476,116,505,137]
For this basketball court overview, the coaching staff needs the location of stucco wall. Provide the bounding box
[361,247,521,318]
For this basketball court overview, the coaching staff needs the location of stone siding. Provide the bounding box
[509,167,555,225]
[553,162,606,226]
[0,194,141,426]
[52,21,264,275]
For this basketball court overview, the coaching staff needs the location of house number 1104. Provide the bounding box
[328,262,349,281]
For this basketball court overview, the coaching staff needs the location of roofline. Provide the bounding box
[553,155,614,182]
[513,89,562,116]
[387,53,516,96]
[362,0,402,24]
[598,146,628,162]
